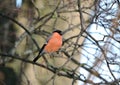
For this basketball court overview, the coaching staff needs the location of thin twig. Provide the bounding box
[0,13,40,50]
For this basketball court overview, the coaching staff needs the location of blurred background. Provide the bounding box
[0,0,120,85]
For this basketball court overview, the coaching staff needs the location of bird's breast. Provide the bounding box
[44,35,62,53]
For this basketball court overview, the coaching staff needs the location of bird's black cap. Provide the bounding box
[53,30,62,35]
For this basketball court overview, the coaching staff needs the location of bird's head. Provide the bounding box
[53,30,62,35]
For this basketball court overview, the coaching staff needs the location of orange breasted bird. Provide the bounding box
[33,30,62,62]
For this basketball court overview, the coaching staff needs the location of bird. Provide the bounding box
[33,30,62,62]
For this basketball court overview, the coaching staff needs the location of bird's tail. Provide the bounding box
[33,44,46,62]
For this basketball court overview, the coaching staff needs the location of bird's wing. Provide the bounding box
[33,32,53,62]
